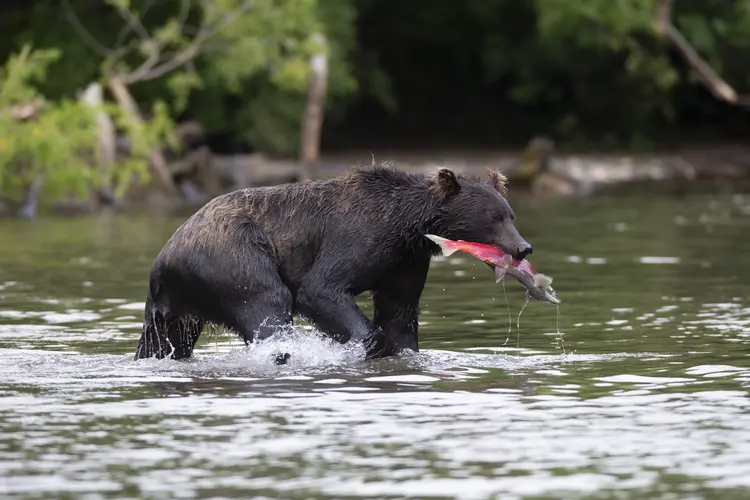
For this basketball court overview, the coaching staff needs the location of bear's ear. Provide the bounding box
[430,168,461,201]
[487,168,508,196]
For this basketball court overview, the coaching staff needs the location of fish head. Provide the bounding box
[532,273,561,305]
[532,273,553,288]
[541,288,561,305]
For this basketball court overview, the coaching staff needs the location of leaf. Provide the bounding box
[271,57,311,92]
[0,45,181,205]
[166,71,204,113]
[153,19,187,46]
[105,0,131,11]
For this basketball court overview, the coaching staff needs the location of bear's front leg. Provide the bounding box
[371,257,430,356]
[372,292,420,356]
[296,287,388,359]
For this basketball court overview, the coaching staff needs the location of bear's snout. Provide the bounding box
[515,242,533,261]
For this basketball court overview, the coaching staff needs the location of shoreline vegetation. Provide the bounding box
[2,130,749,219]
[3,1,750,219]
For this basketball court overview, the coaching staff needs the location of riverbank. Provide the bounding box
[3,141,750,219]
[319,142,750,185]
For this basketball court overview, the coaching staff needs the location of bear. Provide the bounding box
[133,164,533,363]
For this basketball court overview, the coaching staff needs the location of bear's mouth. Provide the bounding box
[495,244,519,261]
[496,244,532,262]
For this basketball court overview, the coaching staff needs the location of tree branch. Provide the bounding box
[65,0,254,87]
[122,43,197,84]
[112,0,157,48]
[113,3,151,42]
[116,0,192,84]
[655,0,750,106]
[61,0,113,58]
[122,0,254,84]
[123,44,163,83]
[176,0,191,32]
[107,76,177,196]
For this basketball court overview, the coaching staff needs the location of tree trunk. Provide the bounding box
[80,82,118,204]
[298,34,329,182]
[80,82,116,167]
[107,76,177,195]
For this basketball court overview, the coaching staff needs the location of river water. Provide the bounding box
[1,189,750,499]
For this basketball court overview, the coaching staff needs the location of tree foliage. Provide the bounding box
[345,0,750,150]
[57,0,358,156]
[178,0,359,154]
[0,45,173,205]
[1,0,749,173]
[524,0,750,143]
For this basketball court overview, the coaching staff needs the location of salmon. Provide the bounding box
[425,234,561,305]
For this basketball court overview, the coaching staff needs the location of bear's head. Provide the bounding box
[428,168,533,261]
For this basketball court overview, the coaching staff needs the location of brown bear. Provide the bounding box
[133,164,533,363]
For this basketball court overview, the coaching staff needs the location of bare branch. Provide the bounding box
[176,0,191,32]
[123,43,163,83]
[117,0,193,84]
[655,0,750,106]
[112,0,157,49]
[115,5,151,42]
[122,0,254,84]
[107,76,177,195]
[61,0,113,57]
[65,0,253,87]
[122,44,198,84]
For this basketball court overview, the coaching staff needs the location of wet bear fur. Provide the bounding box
[134,163,533,363]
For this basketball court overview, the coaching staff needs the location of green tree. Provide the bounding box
[0,44,172,210]
[497,0,750,146]
[62,0,359,157]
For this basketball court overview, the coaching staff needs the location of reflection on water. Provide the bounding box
[2,191,750,499]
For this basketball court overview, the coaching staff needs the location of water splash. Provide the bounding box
[176,325,367,377]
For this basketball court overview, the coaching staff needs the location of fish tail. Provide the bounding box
[425,234,459,256]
